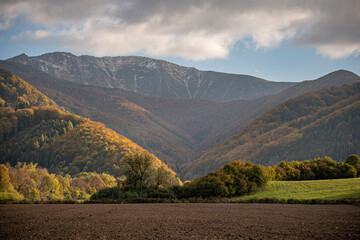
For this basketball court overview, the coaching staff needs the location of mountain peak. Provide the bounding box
[322,69,359,78]
[40,51,77,57]
[8,53,28,61]
[314,69,360,86]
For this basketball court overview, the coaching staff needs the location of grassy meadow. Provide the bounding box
[237,178,360,200]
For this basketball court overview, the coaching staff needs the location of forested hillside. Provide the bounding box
[112,69,360,153]
[0,106,179,183]
[2,62,359,174]
[0,63,194,172]
[186,82,360,179]
[0,67,56,109]
[0,69,179,185]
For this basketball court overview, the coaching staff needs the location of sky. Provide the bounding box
[0,0,359,82]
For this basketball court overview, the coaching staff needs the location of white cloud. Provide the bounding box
[316,44,360,59]
[1,0,359,60]
[12,30,51,42]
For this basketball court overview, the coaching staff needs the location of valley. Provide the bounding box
[1,2,359,240]
[1,56,360,179]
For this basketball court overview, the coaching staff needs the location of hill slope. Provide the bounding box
[123,70,360,153]
[0,67,56,109]
[7,52,296,101]
[0,107,177,182]
[0,69,178,182]
[186,82,360,179]
[0,63,194,172]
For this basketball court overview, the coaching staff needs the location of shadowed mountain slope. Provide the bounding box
[120,70,360,153]
[185,82,360,179]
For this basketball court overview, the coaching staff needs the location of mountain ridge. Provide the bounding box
[7,52,296,101]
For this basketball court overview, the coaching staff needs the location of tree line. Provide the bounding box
[92,159,269,200]
[0,152,181,202]
[0,162,117,201]
[92,154,360,201]
[265,155,360,181]
[1,154,359,202]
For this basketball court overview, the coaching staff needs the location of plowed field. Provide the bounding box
[1,204,359,239]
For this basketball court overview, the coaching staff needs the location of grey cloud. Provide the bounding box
[0,0,108,24]
[1,0,359,59]
[293,0,360,44]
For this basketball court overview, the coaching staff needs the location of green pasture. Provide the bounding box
[237,178,360,200]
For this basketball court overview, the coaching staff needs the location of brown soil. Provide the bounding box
[0,203,359,239]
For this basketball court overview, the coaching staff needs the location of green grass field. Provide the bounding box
[237,178,360,200]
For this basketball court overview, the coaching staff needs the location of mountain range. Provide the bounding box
[8,52,296,101]
[1,52,360,180]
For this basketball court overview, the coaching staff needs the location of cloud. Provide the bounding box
[1,0,359,60]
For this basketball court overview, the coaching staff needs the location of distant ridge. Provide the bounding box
[7,52,296,101]
[122,69,360,155]
[185,81,360,179]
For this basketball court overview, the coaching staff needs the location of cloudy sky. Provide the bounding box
[0,0,359,82]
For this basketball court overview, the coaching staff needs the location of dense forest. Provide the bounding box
[187,82,360,179]
[0,106,178,183]
[0,67,56,109]
[0,68,180,199]
[265,155,360,181]
[0,63,194,172]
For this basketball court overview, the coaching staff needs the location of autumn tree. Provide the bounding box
[121,152,155,194]
[90,174,105,191]
[154,163,173,188]
[0,164,14,192]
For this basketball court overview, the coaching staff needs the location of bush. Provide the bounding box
[345,154,360,176]
[144,188,176,199]
[90,187,177,200]
[90,187,121,200]
[181,161,268,198]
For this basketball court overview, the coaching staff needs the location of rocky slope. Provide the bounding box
[7,52,296,101]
